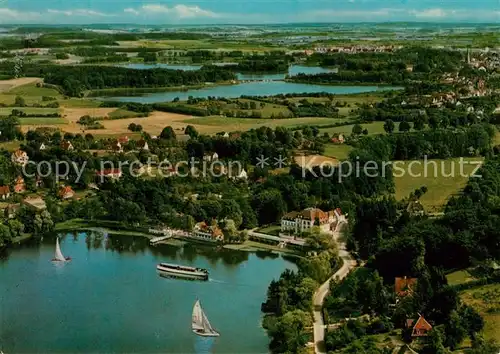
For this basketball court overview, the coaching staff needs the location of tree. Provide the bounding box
[413,116,426,130]
[399,121,411,132]
[0,224,12,247]
[460,305,484,340]
[185,125,199,138]
[426,326,447,354]
[128,123,137,132]
[8,219,24,236]
[15,96,26,107]
[352,124,363,135]
[445,310,467,350]
[267,310,311,353]
[160,126,176,140]
[383,119,395,133]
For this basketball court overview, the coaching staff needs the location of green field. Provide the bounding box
[108,108,145,119]
[8,84,62,98]
[1,83,101,108]
[322,143,353,160]
[183,116,336,129]
[0,107,61,115]
[393,158,484,212]
[60,99,103,108]
[461,283,500,343]
[319,122,388,136]
[19,117,67,125]
[446,270,477,286]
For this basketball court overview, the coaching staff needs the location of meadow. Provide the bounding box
[322,143,353,160]
[392,157,484,212]
[461,283,500,343]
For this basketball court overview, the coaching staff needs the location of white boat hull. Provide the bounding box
[192,329,220,337]
[156,265,208,280]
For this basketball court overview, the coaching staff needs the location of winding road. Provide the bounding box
[312,227,357,354]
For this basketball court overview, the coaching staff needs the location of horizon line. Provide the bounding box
[2,21,500,27]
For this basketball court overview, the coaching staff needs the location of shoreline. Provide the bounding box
[85,81,237,98]
[50,219,303,255]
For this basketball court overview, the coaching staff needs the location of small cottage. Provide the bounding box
[406,315,432,338]
[60,140,74,151]
[0,186,10,200]
[58,186,75,200]
[14,176,26,193]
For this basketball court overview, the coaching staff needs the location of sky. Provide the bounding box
[0,0,499,24]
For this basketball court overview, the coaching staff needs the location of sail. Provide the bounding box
[201,308,215,334]
[192,300,204,331]
[54,238,66,261]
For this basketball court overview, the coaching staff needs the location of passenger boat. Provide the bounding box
[192,299,220,337]
[156,263,209,280]
[51,238,71,262]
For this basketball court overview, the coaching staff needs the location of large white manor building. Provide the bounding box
[280,207,345,234]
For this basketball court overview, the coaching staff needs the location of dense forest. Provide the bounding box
[24,65,237,96]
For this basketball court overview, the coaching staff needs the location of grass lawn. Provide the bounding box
[461,283,500,343]
[322,143,353,160]
[446,269,477,286]
[19,117,67,125]
[224,240,299,254]
[256,225,281,236]
[0,107,61,115]
[393,157,484,213]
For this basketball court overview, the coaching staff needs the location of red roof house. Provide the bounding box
[406,315,433,338]
[58,186,75,200]
[61,140,74,151]
[14,176,26,193]
[118,136,129,144]
[0,186,10,200]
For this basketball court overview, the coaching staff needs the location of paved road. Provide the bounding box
[312,227,356,354]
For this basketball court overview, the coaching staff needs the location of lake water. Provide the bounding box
[0,233,294,353]
[119,64,336,81]
[103,81,397,104]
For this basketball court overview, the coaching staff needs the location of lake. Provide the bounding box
[0,233,295,353]
[119,63,337,81]
[102,81,398,104]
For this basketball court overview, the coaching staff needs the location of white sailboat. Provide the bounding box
[192,300,220,337]
[52,238,71,262]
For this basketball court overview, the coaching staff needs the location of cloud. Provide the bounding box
[409,8,447,18]
[304,8,402,19]
[134,4,219,18]
[47,9,111,17]
[123,8,140,16]
[0,7,41,21]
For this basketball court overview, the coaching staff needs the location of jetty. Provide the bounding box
[149,228,173,244]
[150,235,172,245]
